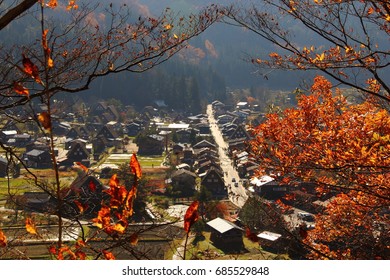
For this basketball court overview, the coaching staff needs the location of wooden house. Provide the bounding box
[207,217,244,251]
[24,149,52,169]
[137,134,165,156]
[62,174,108,218]
[196,160,221,175]
[200,167,226,199]
[125,122,142,137]
[169,169,198,197]
[228,125,251,141]
[61,141,90,167]
[92,135,109,160]
[92,102,120,122]
[13,191,54,213]
[193,139,216,151]
[5,133,32,148]
[96,124,121,145]
[66,125,90,140]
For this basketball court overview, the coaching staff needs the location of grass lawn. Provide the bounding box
[102,154,165,168]
[0,169,79,205]
[138,156,165,168]
[0,178,32,198]
[171,231,290,260]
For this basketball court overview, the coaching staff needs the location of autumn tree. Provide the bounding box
[248,75,389,259]
[225,0,390,105]
[0,0,222,259]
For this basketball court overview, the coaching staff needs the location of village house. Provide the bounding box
[168,169,198,197]
[249,175,295,200]
[174,129,192,144]
[124,122,142,137]
[66,125,90,141]
[92,102,120,122]
[136,134,165,156]
[192,139,216,151]
[195,122,211,135]
[12,191,53,213]
[199,167,226,199]
[92,135,109,160]
[207,217,244,252]
[0,130,17,141]
[196,160,221,175]
[0,157,19,178]
[61,174,107,218]
[58,140,91,167]
[228,125,251,141]
[24,149,52,169]
[172,143,186,156]
[5,133,32,148]
[181,146,194,166]
[95,124,122,148]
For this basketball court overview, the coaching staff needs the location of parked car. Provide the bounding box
[297,212,315,222]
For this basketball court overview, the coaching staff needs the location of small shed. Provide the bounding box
[207,217,244,252]
[257,231,283,253]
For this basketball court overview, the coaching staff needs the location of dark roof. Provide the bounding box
[193,140,216,149]
[26,149,46,157]
[171,169,198,179]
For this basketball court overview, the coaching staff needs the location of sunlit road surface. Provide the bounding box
[206,105,248,208]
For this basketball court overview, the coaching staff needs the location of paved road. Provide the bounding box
[206,105,248,208]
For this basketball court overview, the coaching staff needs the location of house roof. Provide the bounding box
[250,175,275,187]
[257,231,282,241]
[171,169,197,179]
[168,123,190,129]
[176,163,190,169]
[26,149,46,157]
[1,130,17,135]
[193,140,216,149]
[207,217,243,234]
[149,134,165,142]
[20,192,51,204]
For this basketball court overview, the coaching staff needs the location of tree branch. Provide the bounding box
[0,0,38,30]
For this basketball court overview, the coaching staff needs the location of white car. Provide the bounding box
[297,212,315,222]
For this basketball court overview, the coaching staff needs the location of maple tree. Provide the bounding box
[224,0,390,104]
[248,75,389,259]
[0,1,221,259]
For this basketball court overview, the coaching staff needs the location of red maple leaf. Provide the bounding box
[22,54,42,84]
[184,201,199,233]
[129,153,142,179]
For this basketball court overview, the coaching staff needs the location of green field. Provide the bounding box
[103,154,166,168]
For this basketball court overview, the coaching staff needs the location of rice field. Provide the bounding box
[102,153,166,168]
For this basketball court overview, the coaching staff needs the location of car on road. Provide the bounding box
[297,212,315,222]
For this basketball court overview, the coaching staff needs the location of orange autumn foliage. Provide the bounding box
[92,165,139,239]
[0,229,7,247]
[37,111,51,130]
[22,54,42,85]
[129,153,142,179]
[249,75,390,259]
[13,82,29,96]
[184,200,199,233]
[25,218,37,235]
[102,250,115,260]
